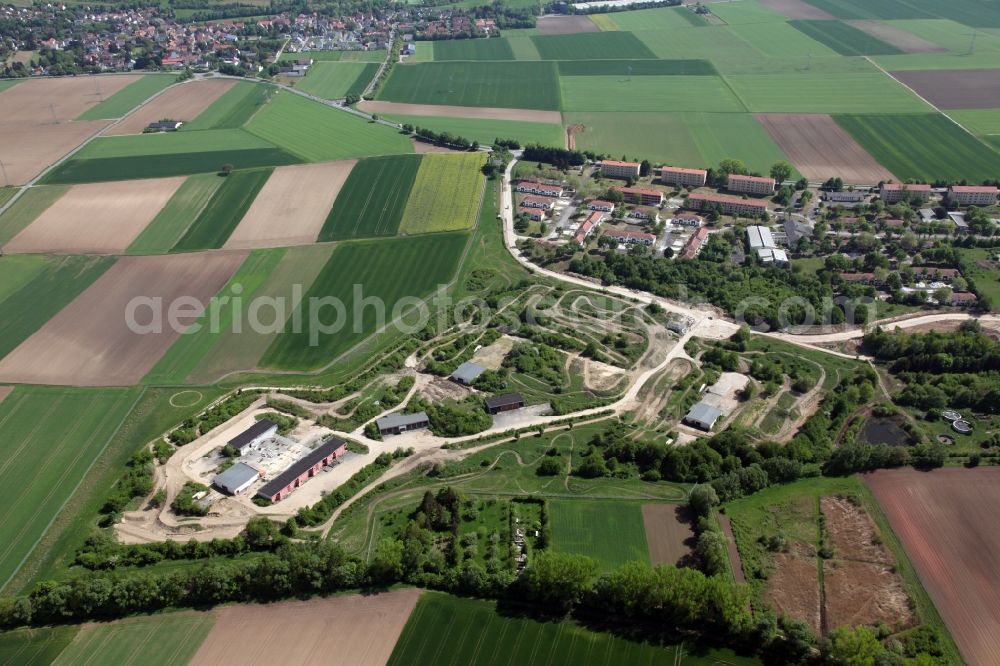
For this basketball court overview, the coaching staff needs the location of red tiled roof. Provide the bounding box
[606,229,656,241]
[950,185,998,193]
[729,174,774,185]
[615,186,662,198]
[882,183,930,191]
[950,292,977,301]
[601,160,640,168]
[689,192,767,208]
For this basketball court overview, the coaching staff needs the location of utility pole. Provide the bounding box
[967,31,978,55]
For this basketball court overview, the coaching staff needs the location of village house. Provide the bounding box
[605,229,657,246]
[516,181,563,197]
[679,227,710,259]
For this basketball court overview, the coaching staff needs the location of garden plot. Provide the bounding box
[4,177,185,255]
[0,251,246,386]
[890,68,1000,109]
[225,161,356,249]
[107,78,237,135]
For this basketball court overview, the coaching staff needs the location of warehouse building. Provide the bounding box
[747,225,788,265]
[228,419,278,456]
[452,361,487,386]
[684,402,723,431]
[660,166,707,188]
[485,393,525,415]
[376,411,430,436]
[256,438,347,502]
[214,462,262,496]
[599,159,641,179]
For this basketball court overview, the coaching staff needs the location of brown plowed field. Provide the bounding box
[641,504,694,566]
[865,467,1000,666]
[755,113,896,184]
[224,161,355,250]
[358,100,562,124]
[847,21,946,54]
[0,121,107,185]
[536,15,599,35]
[0,251,247,386]
[189,588,422,666]
[107,78,237,135]
[5,177,184,254]
[890,69,1000,109]
[758,0,834,19]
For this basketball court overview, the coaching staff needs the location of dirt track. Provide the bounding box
[108,78,236,134]
[756,113,896,184]
[5,177,184,254]
[189,588,421,666]
[641,503,693,566]
[536,15,599,35]
[847,21,946,54]
[758,0,834,19]
[0,251,247,386]
[890,69,1000,109]
[224,161,355,250]
[865,468,1000,666]
[358,100,562,124]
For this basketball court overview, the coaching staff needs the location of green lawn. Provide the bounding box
[377,61,561,110]
[549,499,649,571]
[295,62,380,99]
[835,113,1000,182]
[556,59,716,75]
[0,386,141,590]
[432,37,515,61]
[52,611,214,666]
[75,75,174,120]
[726,72,932,113]
[560,75,746,112]
[0,186,68,244]
[182,81,276,130]
[788,19,905,55]
[957,247,1000,309]
[0,255,115,361]
[400,153,486,234]
[318,154,422,241]
[126,174,223,254]
[260,233,468,371]
[0,626,78,666]
[278,50,343,63]
[531,31,658,60]
[384,114,565,147]
[171,168,272,252]
[246,91,413,161]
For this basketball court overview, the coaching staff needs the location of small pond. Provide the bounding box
[861,417,911,446]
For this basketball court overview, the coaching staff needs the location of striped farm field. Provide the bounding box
[52,611,214,666]
[0,386,140,590]
[260,233,468,371]
[383,114,565,148]
[0,626,78,665]
[318,154,422,241]
[65,129,279,159]
[377,61,560,110]
[432,37,515,61]
[597,5,708,30]
[728,21,841,58]
[550,499,650,571]
[171,169,272,252]
[556,58,716,75]
[182,81,276,131]
[0,255,51,306]
[278,50,343,63]
[296,62,380,99]
[530,31,657,60]
[835,113,1000,183]
[126,174,224,255]
[400,153,487,234]
[561,75,746,112]
[788,19,904,55]
[726,72,932,113]
[75,74,175,120]
[0,185,68,244]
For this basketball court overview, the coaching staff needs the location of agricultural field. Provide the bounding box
[796,0,1000,27]
[75,74,175,120]
[598,5,707,30]
[318,154,421,241]
[0,256,50,305]
[295,62,380,99]
[0,186,68,244]
[0,386,140,589]
[549,499,649,570]
[947,108,1000,148]
[376,61,561,110]
[629,26,762,64]
[387,592,759,666]
[561,75,745,113]
[431,37,515,60]
[53,611,215,666]
[556,58,716,75]
[0,626,78,665]
[107,79,237,135]
[530,31,657,60]
[891,68,1000,109]
[835,113,1000,182]
[382,113,564,147]
[727,71,931,113]
[340,49,388,62]
[126,174,224,255]
[181,81,276,131]
[172,169,272,252]
[788,19,905,55]
[727,21,841,58]
[536,14,601,34]
[260,232,468,371]
[400,153,486,234]
[278,50,344,63]
[246,91,413,161]
[641,504,695,567]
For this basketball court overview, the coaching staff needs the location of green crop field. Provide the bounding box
[400,153,486,234]
[126,174,224,254]
[319,154,422,241]
[260,233,468,371]
[947,109,1000,149]
[171,168,272,252]
[0,80,20,94]
[799,0,1000,27]
[728,21,840,58]
[52,611,214,666]
[432,38,515,61]
[278,50,343,62]
[506,35,540,60]
[246,91,413,161]
[387,592,759,666]
[631,26,761,63]
[550,499,649,570]
[182,82,276,130]
[0,256,50,306]
[835,113,1000,182]
[0,186,68,244]
[384,114,564,147]
[0,256,115,361]
[70,129,278,159]
[531,31,657,60]
[788,19,905,55]
[556,58,716,75]
[0,386,140,589]
[75,75,175,120]
[708,0,787,25]
[726,71,931,113]
[340,49,388,62]
[377,61,560,110]
[0,626,78,666]
[600,5,707,30]
[0,187,14,209]
[143,249,284,384]
[296,62,380,99]
[561,75,745,112]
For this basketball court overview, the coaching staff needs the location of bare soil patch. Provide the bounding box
[470,335,515,369]
[189,588,422,666]
[0,386,12,405]
[823,560,913,632]
[847,21,946,54]
[756,113,896,184]
[0,75,138,124]
[224,161,355,250]
[765,544,822,635]
[0,121,107,185]
[358,100,562,124]
[821,495,892,564]
[536,15,600,35]
[718,514,746,584]
[5,177,184,254]
[420,376,472,402]
[108,79,236,135]
[890,69,1000,109]
[566,123,584,150]
[0,251,247,386]
[641,504,694,566]
[758,0,834,19]
[865,467,1000,665]
[411,138,461,153]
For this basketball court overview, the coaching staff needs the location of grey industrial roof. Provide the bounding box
[376,411,429,430]
[783,219,811,246]
[257,438,345,497]
[451,361,487,383]
[746,225,774,250]
[485,393,525,410]
[685,402,723,427]
[214,462,259,493]
[228,419,278,449]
